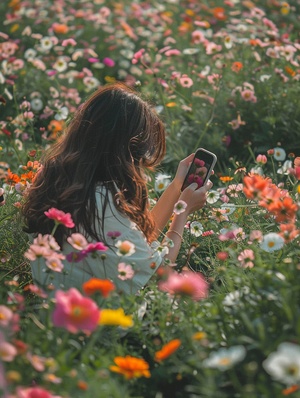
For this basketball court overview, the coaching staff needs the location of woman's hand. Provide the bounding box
[179,180,213,214]
[171,153,195,192]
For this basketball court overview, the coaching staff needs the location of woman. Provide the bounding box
[22,82,212,295]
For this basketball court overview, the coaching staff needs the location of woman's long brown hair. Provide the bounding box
[22,83,166,246]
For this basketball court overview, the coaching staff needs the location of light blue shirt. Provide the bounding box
[30,187,163,296]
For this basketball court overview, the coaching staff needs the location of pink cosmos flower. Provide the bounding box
[61,38,77,46]
[24,245,52,261]
[118,263,135,280]
[15,386,62,398]
[248,230,263,243]
[179,75,193,88]
[45,254,64,272]
[240,89,257,103]
[33,234,60,251]
[44,208,75,228]
[0,340,18,362]
[0,305,13,327]
[237,249,255,268]
[52,288,100,334]
[159,270,209,301]
[67,233,88,250]
[165,49,181,56]
[132,48,145,64]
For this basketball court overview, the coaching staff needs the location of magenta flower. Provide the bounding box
[82,242,108,254]
[52,288,100,334]
[103,57,115,67]
[44,208,75,228]
[159,270,209,301]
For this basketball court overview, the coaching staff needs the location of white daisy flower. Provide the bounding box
[273,147,286,161]
[173,200,187,215]
[155,173,171,192]
[263,342,300,385]
[53,57,68,72]
[203,345,246,371]
[260,233,284,252]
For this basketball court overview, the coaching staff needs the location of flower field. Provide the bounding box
[1,0,300,397]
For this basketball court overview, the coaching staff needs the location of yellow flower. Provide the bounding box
[105,76,116,83]
[192,331,207,340]
[99,308,134,328]
[166,102,177,108]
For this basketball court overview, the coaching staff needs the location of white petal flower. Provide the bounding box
[206,190,220,204]
[263,342,300,385]
[260,233,284,252]
[203,345,246,370]
[273,147,286,161]
[155,173,171,192]
[190,221,203,237]
[277,160,292,175]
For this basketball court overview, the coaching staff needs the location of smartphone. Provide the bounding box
[181,148,217,191]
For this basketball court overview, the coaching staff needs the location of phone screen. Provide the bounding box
[181,149,217,191]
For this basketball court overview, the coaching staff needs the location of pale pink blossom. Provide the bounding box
[238,249,255,268]
[0,305,13,327]
[191,30,206,44]
[0,340,17,362]
[24,245,52,261]
[26,352,46,372]
[165,49,181,56]
[249,230,263,243]
[205,42,222,55]
[61,38,77,47]
[179,74,193,88]
[67,233,88,250]
[241,89,257,103]
[45,254,64,272]
[33,234,60,251]
[118,263,135,280]
[159,270,209,301]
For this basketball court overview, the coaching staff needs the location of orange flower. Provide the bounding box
[212,7,226,21]
[48,120,64,140]
[279,223,300,243]
[154,339,181,362]
[5,169,20,185]
[219,176,233,183]
[110,356,150,379]
[282,385,299,395]
[243,174,270,200]
[82,278,115,297]
[231,62,243,73]
[285,66,296,77]
[268,197,298,223]
[52,23,69,34]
